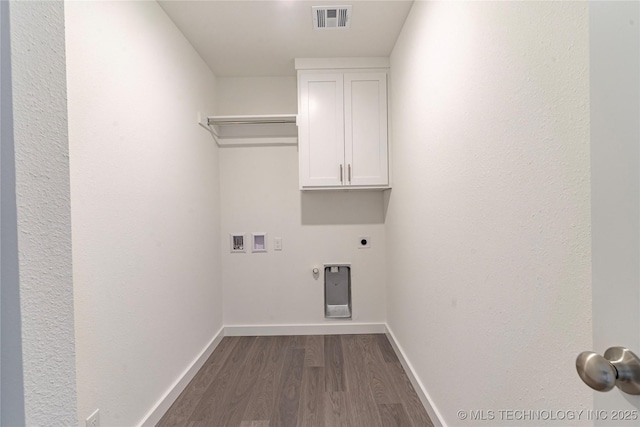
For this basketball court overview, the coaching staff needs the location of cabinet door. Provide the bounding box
[298,73,345,188]
[344,73,388,186]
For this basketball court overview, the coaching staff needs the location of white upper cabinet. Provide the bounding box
[296,60,389,190]
[298,73,345,187]
[344,73,388,187]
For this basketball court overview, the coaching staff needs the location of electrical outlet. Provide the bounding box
[358,236,371,249]
[274,237,282,251]
[86,409,100,427]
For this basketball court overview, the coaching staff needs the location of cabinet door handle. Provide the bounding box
[348,164,351,183]
[340,164,343,184]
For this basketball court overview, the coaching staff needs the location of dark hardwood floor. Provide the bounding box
[157,334,434,427]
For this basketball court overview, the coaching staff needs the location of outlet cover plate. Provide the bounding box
[358,236,371,249]
[86,409,100,427]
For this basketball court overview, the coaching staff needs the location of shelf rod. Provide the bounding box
[207,118,296,126]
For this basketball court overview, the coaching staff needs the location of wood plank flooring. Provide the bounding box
[157,334,434,427]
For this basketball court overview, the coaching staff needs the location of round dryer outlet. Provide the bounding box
[358,236,371,249]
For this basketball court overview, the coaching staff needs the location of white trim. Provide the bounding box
[224,322,385,336]
[385,325,446,427]
[295,57,390,70]
[137,327,225,427]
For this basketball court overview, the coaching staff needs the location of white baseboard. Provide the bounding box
[138,326,225,427]
[224,322,386,336]
[138,323,441,427]
[385,325,446,427]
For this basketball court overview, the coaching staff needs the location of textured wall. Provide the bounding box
[387,2,592,425]
[590,2,640,421]
[217,77,387,327]
[65,1,221,425]
[216,76,297,115]
[9,1,77,424]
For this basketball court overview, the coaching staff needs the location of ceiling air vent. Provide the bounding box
[312,5,352,30]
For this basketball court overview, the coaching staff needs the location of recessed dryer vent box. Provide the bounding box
[324,264,351,319]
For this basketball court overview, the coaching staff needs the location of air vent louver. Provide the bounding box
[312,5,352,30]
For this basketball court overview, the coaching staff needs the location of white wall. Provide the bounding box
[65,2,221,425]
[217,77,387,328]
[8,1,77,425]
[216,76,297,115]
[387,2,592,425]
[590,1,640,420]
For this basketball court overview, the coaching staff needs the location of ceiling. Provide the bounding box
[158,0,414,77]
